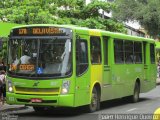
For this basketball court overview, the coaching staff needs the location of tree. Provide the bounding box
[0,0,56,24]
[57,0,126,33]
[0,38,7,62]
[112,0,160,38]
[0,0,126,33]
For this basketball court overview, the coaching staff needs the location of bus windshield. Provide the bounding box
[8,38,72,78]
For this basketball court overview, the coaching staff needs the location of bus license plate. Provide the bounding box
[31,98,42,103]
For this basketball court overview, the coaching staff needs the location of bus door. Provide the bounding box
[101,36,112,101]
[143,42,150,81]
[75,34,90,106]
[90,36,103,100]
[143,42,156,91]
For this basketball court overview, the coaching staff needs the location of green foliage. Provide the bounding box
[55,0,77,8]
[0,38,7,62]
[0,22,21,37]
[82,0,115,19]
[0,0,56,24]
[113,0,160,37]
[0,0,126,33]
[56,0,126,33]
[73,17,126,33]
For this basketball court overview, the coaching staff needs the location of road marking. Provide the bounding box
[127,108,137,112]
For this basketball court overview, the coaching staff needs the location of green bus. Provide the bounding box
[6,25,156,112]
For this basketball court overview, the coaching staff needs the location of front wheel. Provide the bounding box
[86,87,100,112]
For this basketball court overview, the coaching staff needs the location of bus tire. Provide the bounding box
[87,87,100,112]
[131,82,140,103]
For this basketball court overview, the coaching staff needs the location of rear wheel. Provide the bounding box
[131,82,140,103]
[87,87,100,112]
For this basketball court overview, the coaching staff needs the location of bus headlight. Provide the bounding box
[61,80,70,94]
[8,80,14,93]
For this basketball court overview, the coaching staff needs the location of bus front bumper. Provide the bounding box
[6,92,74,107]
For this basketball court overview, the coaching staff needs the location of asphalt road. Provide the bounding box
[1,85,160,120]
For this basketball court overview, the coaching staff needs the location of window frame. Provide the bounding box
[114,39,124,64]
[114,39,143,64]
[103,36,109,65]
[76,38,89,76]
[90,36,102,65]
[134,42,142,64]
[124,41,134,64]
[150,43,155,64]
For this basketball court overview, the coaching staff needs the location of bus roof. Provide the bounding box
[11,24,154,42]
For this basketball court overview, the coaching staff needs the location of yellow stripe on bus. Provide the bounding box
[89,30,101,36]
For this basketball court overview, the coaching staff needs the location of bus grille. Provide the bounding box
[15,87,60,95]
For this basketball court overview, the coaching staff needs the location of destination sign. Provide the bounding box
[11,26,69,36]
[19,64,34,71]
[10,64,35,71]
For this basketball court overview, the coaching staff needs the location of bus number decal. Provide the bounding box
[19,29,27,35]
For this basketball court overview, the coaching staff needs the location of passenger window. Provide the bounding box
[103,37,108,65]
[124,41,134,64]
[76,39,88,76]
[114,40,124,64]
[150,44,155,64]
[134,42,142,63]
[90,36,101,64]
[143,42,147,64]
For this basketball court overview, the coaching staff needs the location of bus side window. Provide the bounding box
[114,39,124,64]
[76,39,88,76]
[134,42,142,64]
[124,41,134,64]
[150,44,155,64]
[90,36,101,64]
[103,36,108,65]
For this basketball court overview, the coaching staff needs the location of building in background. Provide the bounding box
[125,24,145,37]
